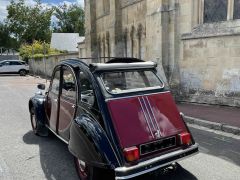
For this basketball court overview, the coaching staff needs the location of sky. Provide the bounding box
[0,0,84,22]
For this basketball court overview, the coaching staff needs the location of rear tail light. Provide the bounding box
[123,146,139,162]
[179,132,192,146]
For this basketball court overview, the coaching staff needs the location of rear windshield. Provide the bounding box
[101,70,164,94]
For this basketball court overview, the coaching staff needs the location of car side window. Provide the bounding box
[10,61,22,65]
[62,68,76,100]
[51,70,60,95]
[80,71,95,106]
[2,61,10,66]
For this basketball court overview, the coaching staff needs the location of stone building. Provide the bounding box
[84,0,240,107]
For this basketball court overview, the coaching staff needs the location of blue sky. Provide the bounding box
[0,0,84,22]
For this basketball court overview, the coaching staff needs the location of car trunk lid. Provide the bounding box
[106,91,187,150]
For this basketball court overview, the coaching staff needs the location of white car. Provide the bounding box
[0,60,29,76]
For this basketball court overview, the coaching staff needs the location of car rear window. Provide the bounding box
[101,70,164,94]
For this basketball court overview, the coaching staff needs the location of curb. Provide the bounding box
[184,116,240,135]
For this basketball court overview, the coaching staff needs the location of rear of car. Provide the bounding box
[92,61,198,179]
[0,60,29,76]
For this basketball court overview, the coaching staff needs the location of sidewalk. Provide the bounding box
[177,103,240,135]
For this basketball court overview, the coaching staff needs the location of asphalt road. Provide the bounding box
[0,75,240,180]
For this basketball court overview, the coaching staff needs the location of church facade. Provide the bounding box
[84,0,240,107]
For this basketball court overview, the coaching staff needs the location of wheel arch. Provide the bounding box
[28,96,48,136]
[69,114,120,170]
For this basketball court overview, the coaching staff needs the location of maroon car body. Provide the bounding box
[29,58,198,180]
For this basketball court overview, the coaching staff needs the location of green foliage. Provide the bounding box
[6,0,53,43]
[53,4,85,36]
[0,23,19,49]
[19,41,61,61]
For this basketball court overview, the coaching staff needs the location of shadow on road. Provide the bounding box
[133,164,198,180]
[23,131,197,180]
[23,131,78,180]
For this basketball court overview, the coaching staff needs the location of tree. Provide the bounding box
[53,4,85,36]
[19,40,62,61]
[0,23,19,49]
[6,0,53,44]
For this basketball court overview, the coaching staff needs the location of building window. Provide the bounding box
[97,36,101,58]
[102,36,106,63]
[204,0,228,23]
[234,0,240,19]
[103,0,110,14]
[130,26,135,58]
[123,28,128,57]
[106,32,110,60]
[137,24,143,59]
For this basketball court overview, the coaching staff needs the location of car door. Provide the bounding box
[9,61,23,72]
[45,67,61,132]
[58,66,77,140]
[0,61,10,73]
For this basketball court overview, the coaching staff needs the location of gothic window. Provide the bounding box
[103,0,110,14]
[234,0,240,19]
[102,36,106,63]
[123,28,128,57]
[137,24,143,59]
[97,36,101,58]
[204,0,228,23]
[130,26,135,58]
[106,32,110,60]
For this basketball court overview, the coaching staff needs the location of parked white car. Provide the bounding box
[0,60,29,76]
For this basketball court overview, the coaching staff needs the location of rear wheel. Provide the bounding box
[30,107,38,135]
[19,69,27,76]
[74,157,114,180]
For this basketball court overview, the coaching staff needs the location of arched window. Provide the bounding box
[102,35,105,63]
[130,26,135,58]
[137,24,143,59]
[123,28,128,57]
[97,36,101,58]
[103,0,110,14]
[106,31,110,60]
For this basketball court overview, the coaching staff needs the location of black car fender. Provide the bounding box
[28,95,48,136]
[69,114,120,169]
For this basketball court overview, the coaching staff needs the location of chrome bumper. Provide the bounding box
[115,143,199,180]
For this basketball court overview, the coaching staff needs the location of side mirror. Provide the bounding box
[37,83,46,90]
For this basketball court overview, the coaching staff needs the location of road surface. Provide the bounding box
[0,75,239,180]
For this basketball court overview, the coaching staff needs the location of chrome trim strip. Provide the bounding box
[105,91,171,102]
[115,144,199,180]
[141,97,157,132]
[138,97,154,138]
[46,126,69,144]
[145,96,162,137]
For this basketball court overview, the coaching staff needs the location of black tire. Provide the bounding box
[30,107,49,136]
[74,157,114,180]
[30,107,39,135]
[19,69,27,76]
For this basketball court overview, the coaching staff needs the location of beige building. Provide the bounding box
[84,0,240,107]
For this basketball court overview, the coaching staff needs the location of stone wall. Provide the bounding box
[179,34,240,106]
[28,53,89,78]
[84,0,240,107]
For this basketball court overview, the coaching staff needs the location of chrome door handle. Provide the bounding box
[72,104,76,108]
[54,99,58,102]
